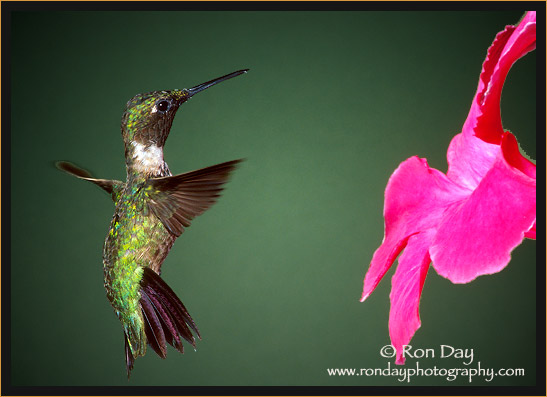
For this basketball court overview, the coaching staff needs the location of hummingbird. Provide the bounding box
[56,69,247,378]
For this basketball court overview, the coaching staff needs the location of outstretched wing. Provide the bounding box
[145,159,242,237]
[56,161,125,203]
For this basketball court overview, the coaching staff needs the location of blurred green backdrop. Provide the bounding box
[10,10,536,387]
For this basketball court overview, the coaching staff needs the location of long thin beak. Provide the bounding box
[186,69,249,98]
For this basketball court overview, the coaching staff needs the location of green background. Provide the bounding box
[10,10,537,387]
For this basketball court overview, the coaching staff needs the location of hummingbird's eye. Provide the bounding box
[156,100,171,113]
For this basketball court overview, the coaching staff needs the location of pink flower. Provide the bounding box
[360,11,536,365]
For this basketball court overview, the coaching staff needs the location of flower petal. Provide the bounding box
[361,156,469,301]
[524,222,536,239]
[473,11,536,145]
[447,11,536,189]
[389,231,433,365]
[431,132,536,283]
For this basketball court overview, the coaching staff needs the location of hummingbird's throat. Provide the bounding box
[129,141,168,176]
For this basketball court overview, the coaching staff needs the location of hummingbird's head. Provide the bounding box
[120,69,248,176]
[121,69,249,150]
[121,90,188,149]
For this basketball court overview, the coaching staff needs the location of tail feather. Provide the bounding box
[124,332,135,379]
[141,267,200,340]
[141,293,167,358]
[145,291,185,353]
[149,287,196,347]
[139,267,201,359]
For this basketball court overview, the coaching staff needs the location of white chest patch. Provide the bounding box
[131,142,164,172]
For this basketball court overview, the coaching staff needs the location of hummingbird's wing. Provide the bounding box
[145,159,242,237]
[56,161,125,202]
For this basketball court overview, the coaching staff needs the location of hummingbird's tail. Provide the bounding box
[124,267,201,378]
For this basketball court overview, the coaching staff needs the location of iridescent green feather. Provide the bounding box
[104,182,171,358]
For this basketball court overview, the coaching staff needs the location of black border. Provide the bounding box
[2,1,547,11]
[2,2,545,396]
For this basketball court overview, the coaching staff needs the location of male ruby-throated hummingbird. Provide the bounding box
[57,69,248,378]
